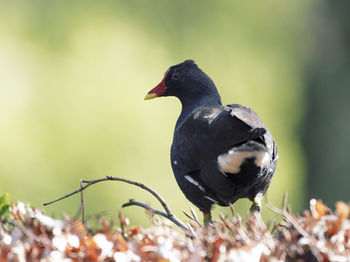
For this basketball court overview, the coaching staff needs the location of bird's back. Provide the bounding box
[171,104,277,210]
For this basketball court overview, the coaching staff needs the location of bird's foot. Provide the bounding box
[250,196,261,213]
[203,212,212,227]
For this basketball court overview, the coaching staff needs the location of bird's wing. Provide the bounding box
[171,104,269,174]
[227,104,277,160]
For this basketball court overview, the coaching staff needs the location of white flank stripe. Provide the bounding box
[184,175,205,192]
[204,196,218,203]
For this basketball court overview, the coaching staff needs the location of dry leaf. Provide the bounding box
[336,201,350,220]
[310,199,328,220]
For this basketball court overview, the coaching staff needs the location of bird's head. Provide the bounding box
[145,60,220,104]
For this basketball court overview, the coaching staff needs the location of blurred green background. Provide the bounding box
[1,0,349,225]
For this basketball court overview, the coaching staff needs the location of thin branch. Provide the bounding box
[229,203,235,217]
[186,223,197,239]
[281,192,288,211]
[80,179,85,225]
[122,199,169,218]
[122,199,188,231]
[183,210,203,228]
[43,176,189,232]
[118,209,128,239]
[72,180,86,224]
[266,202,311,240]
[190,206,199,222]
[44,176,170,215]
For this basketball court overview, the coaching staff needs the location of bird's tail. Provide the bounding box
[200,140,269,205]
[218,140,269,174]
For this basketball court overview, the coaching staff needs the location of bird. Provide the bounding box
[144,60,278,224]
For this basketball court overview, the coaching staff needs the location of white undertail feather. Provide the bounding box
[218,144,269,174]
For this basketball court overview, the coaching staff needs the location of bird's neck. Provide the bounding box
[175,93,222,130]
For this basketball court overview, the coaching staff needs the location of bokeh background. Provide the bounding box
[1,0,349,225]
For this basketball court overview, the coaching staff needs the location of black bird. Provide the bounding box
[145,60,278,223]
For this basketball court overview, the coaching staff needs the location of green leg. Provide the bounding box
[203,211,212,226]
[250,196,262,213]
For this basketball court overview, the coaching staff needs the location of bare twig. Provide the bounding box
[190,206,199,222]
[44,176,169,213]
[281,192,288,211]
[80,179,85,225]
[229,203,235,217]
[44,176,171,214]
[69,180,86,223]
[118,209,127,239]
[266,202,311,240]
[122,199,188,231]
[43,176,189,232]
[186,223,197,238]
[122,199,169,218]
[183,210,203,228]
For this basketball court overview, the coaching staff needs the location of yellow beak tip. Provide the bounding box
[144,93,157,100]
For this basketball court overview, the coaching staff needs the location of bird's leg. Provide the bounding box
[203,211,212,226]
[250,195,262,213]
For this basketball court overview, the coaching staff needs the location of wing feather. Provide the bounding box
[171,105,269,174]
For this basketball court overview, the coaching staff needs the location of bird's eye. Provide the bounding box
[172,71,181,80]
